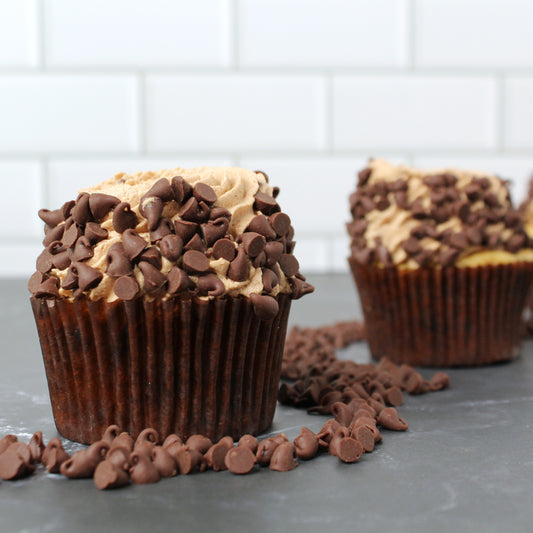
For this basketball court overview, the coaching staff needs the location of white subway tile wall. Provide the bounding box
[1,0,533,277]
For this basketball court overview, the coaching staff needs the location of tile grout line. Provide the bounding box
[405,0,416,71]
[230,0,239,70]
[35,0,46,70]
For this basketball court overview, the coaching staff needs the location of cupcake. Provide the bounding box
[29,167,313,444]
[348,159,533,367]
[519,176,533,333]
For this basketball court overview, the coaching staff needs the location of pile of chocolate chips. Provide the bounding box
[279,320,450,417]
[0,412,406,489]
[30,174,313,320]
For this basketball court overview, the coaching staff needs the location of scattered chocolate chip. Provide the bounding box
[351,425,375,453]
[227,248,249,281]
[106,243,133,277]
[129,452,160,484]
[269,442,298,472]
[60,441,109,479]
[94,460,130,490]
[212,238,236,261]
[238,435,258,454]
[225,446,255,475]
[182,250,210,275]
[186,435,213,454]
[111,433,134,453]
[197,274,225,297]
[101,425,121,445]
[204,442,230,472]
[256,438,280,466]
[89,193,120,221]
[151,447,177,478]
[113,202,138,233]
[293,428,319,460]
[0,449,34,480]
[378,407,408,431]
[167,267,195,294]
[336,437,364,463]
[175,448,203,475]
[138,262,167,294]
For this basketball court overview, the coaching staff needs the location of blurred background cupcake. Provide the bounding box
[348,159,533,367]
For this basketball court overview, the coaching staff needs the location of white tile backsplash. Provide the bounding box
[44,0,231,68]
[333,76,496,150]
[2,2,533,275]
[415,0,533,68]
[146,75,326,151]
[239,0,407,68]
[0,0,38,67]
[0,75,139,153]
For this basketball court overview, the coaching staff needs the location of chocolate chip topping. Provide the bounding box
[114,276,140,300]
[167,267,194,294]
[144,178,175,203]
[250,293,279,321]
[159,234,183,262]
[193,182,217,205]
[139,262,167,293]
[71,235,94,262]
[197,274,225,297]
[182,250,210,275]
[38,208,64,227]
[227,248,249,282]
[84,222,109,246]
[245,214,277,240]
[240,232,266,258]
[179,197,210,223]
[174,220,198,243]
[142,197,163,231]
[212,238,236,261]
[171,176,193,204]
[139,247,162,269]
[278,254,299,277]
[112,202,138,233]
[201,218,229,247]
[72,193,94,226]
[122,229,148,260]
[106,243,133,277]
[184,233,207,253]
[71,262,103,292]
[89,193,120,221]
[254,191,278,215]
[62,219,81,248]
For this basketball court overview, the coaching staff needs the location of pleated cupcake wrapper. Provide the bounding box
[349,259,533,367]
[31,294,291,444]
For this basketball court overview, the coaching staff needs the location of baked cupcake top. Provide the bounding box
[519,176,533,238]
[30,166,313,319]
[348,159,533,268]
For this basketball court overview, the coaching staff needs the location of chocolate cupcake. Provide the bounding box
[30,167,313,444]
[348,159,533,367]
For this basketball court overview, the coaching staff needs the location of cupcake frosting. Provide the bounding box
[348,159,533,268]
[30,166,313,319]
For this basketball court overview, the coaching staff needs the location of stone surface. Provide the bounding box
[1,275,533,533]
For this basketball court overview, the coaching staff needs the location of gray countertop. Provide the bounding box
[1,274,533,533]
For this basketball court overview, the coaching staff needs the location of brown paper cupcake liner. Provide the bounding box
[31,294,291,444]
[349,258,533,367]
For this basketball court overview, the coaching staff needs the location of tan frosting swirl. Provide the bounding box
[350,159,531,268]
[50,166,293,301]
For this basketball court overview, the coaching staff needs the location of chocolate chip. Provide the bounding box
[62,219,81,248]
[71,235,94,262]
[38,208,63,227]
[36,248,54,273]
[52,251,71,270]
[268,212,291,237]
[224,446,255,475]
[484,192,500,208]
[269,442,298,472]
[94,460,130,490]
[142,197,163,231]
[227,248,249,281]
[35,277,60,298]
[138,262,167,293]
[245,214,277,240]
[293,428,319,460]
[210,207,231,220]
[150,218,174,244]
[351,425,375,453]
[0,449,34,480]
[182,249,210,274]
[113,202,138,233]
[336,437,364,463]
[449,232,468,250]
[465,226,483,245]
[204,442,230,472]
[28,271,45,294]
[253,192,278,215]
[423,174,446,188]
[288,274,314,299]
[28,431,45,464]
[139,247,162,269]
[262,268,279,293]
[197,273,225,297]
[212,238,236,261]
[184,233,207,253]
[504,211,521,229]
[106,243,133,277]
[167,267,195,294]
[89,193,120,221]
[179,197,210,223]
[278,254,299,277]
[174,219,198,242]
[411,201,427,219]
[159,234,183,262]
[114,276,140,300]
[192,182,217,205]
[175,448,203,475]
[71,193,94,226]
[250,294,279,321]
[129,452,161,484]
[238,435,258,454]
[394,191,409,210]
[240,232,266,258]
[151,447,177,478]
[42,224,65,247]
[84,222,108,245]
[428,371,450,391]
[171,176,193,204]
[377,407,408,431]
[144,178,174,203]
[201,217,229,247]
[402,236,422,256]
[120,229,146,260]
[71,262,103,292]
[331,401,353,427]
[358,167,371,186]
[264,241,284,267]
[430,189,447,205]
[60,441,109,479]
[464,183,481,201]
